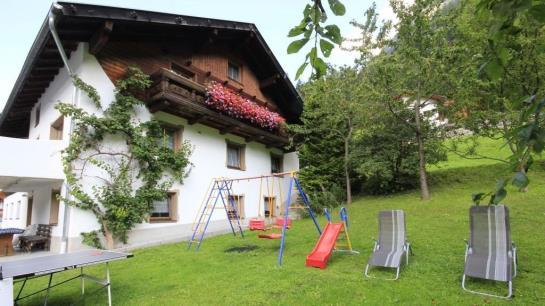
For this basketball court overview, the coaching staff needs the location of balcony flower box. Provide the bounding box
[205,82,285,131]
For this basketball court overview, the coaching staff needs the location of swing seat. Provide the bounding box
[272,217,292,229]
[258,233,282,239]
[249,219,266,231]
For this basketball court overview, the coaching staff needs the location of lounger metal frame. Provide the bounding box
[461,240,517,299]
[364,240,411,281]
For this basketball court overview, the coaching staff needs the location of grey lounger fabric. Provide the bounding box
[462,205,517,299]
[365,210,410,280]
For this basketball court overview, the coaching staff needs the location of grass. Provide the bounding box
[16,141,545,305]
[430,136,513,171]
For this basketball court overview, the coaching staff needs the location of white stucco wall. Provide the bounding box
[22,42,300,251]
[1,193,28,229]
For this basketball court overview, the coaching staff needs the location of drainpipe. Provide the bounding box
[49,2,78,253]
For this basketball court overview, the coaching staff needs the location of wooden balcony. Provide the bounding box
[146,68,289,148]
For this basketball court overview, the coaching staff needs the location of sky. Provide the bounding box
[0,0,393,111]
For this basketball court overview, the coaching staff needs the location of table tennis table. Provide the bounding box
[0,250,132,306]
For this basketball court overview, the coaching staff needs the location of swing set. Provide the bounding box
[187,171,321,266]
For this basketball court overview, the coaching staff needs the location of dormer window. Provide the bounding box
[228,61,241,82]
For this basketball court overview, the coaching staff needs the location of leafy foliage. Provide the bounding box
[80,230,104,249]
[353,112,446,195]
[290,67,366,205]
[56,66,192,247]
[452,0,545,204]
[288,0,346,79]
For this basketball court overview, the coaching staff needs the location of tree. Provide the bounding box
[291,67,366,205]
[352,109,446,195]
[56,67,192,249]
[351,0,453,200]
[427,0,545,203]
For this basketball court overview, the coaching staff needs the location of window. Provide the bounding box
[227,195,245,220]
[264,196,276,217]
[159,125,182,151]
[150,191,177,222]
[50,116,64,140]
[226,141,245,170]
[49,190,60,225]
[227,61,241,82]
[15,201,21,220]
[34,104,41,127]
[271,154,283,173]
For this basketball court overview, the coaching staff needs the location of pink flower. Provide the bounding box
[204,82,286,131]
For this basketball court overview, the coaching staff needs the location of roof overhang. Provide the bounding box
[0,2,303,138]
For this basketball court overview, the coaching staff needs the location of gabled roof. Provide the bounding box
[0,2,302,137]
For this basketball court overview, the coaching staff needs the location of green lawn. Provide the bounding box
[16,148,545,305]
[431,136,513,171]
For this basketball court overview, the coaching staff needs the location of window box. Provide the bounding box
[206,82,285,131]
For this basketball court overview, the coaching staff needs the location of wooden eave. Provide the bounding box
[0,2,302,138]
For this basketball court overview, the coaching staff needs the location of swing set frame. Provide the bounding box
[187,171,322,266]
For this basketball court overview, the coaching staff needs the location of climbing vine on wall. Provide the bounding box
[56,66,192,249]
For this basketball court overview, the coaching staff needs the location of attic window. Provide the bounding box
[228,61,241,82]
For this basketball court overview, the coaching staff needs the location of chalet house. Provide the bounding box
[0,3,301,252]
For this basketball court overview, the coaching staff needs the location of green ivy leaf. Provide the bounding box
[484,58,503,80]
[327,0,346,16]
[287,38,310,54]
[309,46,318,63]
[311,56,327,78]
[324,25,342,45]
[512,171,529,188]
[490,188,507,205]
[490,179,507,205]
[295,62,309,80]
[472,192,487,205]
[288,21,308,37]
[530,4,545,22]
[495,178,507,190]
[320,39,335,57]
[303,4,313,19]
[497,47,510,65]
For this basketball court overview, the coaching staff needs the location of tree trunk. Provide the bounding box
[102,222,115,249]
[344,123,353,205]
[415,81,430,200]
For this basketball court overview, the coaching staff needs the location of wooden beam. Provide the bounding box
[89,21,114,55]
[36,59,63,66]
[259,74,281,90]
[147,100,170,113]
[24,81,51,88]
[188,115,207,125]
[21,88,45,94]
[219,126,239,135]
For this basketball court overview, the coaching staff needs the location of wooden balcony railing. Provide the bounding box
[146,68,289,148]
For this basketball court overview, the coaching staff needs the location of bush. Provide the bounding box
[305,183,345,214]
[81,230,104,249]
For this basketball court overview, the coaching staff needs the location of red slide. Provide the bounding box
[305,223,344,269]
